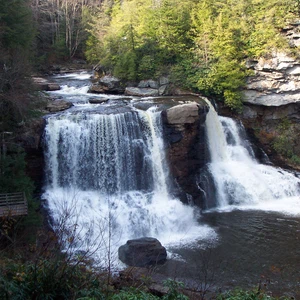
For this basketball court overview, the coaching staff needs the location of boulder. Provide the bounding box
[166,103,201,125]
[125,87,159,97]
[158,85,168,96]
[46,83,60,91]
[162,99,209,208]
[89,75,125,94]
[46,100,73,113]
[32,77,60,91]
[89,98,109,104]
[138,79,159,89]
[159,76,169,86]
[118,237,167,267]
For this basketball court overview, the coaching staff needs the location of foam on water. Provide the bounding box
[53,71,92,80]
[52,84,90,95]
[205,102,300,215]
[43,109,216,268]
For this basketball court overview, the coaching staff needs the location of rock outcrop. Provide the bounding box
[130,78,171,96]
[125,87,159,97]
[90,72,172,96]
[243,52,300,106]
[240,102,300,160]
[89,75,125,94]
[240,37,300,165]
[32,77,60,91]
[118,237,167,267]
[162,98,209,207]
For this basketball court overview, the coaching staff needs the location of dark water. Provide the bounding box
[157,209,300,298]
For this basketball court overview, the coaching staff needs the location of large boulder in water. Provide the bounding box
[89,75,125,94]
[118,237,167,267]
[166,102,201,126]
[46,100,73,112]
[162,98,209,208]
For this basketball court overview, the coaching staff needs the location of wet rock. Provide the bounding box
[125,87,159,97]
[32,77,60,91]
[162,99,209,208]
[166,103,201,126]
[46,100,73,112]
[89,98,109,104]
[118,237,167,267]
[227,102,300,166]
[46,83,60,91]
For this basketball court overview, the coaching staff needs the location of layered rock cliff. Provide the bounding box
[238,25,300,167]
[243,52,300,106]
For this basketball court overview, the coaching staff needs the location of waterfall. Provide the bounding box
[43,109,215,266]
[204,104,300,213]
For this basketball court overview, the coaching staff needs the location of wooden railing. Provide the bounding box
[0,193,28,217]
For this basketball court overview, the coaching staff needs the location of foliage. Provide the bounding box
[0,146,34,198]
[86,0,297,110]
[162,279,188,300]
[0,144,41,245]
[0,254,105,299]
[217,287,289,300]
[272,118,300,166]
[0,245,192,300]
[111,288,159,300]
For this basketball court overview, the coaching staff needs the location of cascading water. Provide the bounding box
[43,107,215,266]
[204,103,300,213]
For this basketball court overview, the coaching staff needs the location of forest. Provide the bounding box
[1,0,299,114]
[1,0,300,299]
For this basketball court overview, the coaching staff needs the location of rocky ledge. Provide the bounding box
[240,48,300,165]
[89,72,178,97]
[32,77,60,91]
[244,52,300,106]
[162,99,209,207]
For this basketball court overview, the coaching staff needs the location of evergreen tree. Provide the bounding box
[86,0,298,110]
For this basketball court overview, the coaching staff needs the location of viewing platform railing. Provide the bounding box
[0,192,28,217]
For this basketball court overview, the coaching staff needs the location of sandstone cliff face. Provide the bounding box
[162,99,209,207]
[240,44,300,165]
[244,52,300,106]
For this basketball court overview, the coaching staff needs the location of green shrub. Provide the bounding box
[272,118,300,166]
[111,288,159,300]
[217,288,288,300]
[0,146,34,198]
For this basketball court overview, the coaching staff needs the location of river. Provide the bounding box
[44,71,300,298]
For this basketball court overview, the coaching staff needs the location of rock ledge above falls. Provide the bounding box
[162,99,209,207]
[244,52,300,106]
